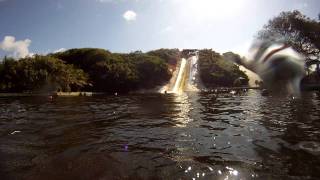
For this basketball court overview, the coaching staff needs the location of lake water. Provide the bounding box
[1,90,320,179]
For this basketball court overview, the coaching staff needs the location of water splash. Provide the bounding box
[186,55,202,91]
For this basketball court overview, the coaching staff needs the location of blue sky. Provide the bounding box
[0,0,319,58]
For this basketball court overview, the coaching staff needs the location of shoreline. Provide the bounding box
[1,86,318,97]
[0,92,103,97]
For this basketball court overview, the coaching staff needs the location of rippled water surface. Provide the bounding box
[1,90,320,179]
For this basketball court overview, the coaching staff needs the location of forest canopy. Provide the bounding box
[0,48,248,93]
[0,48,177,93]
[198,49,249,87]
[257,10,320,61]
[52,48,174,92]
[0,56,88,92]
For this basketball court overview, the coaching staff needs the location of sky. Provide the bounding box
[0,0,319,58]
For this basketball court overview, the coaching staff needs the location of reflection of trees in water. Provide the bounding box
[257,93,320,143]
[2,92,320,179]
[131,93,193,127]
[253,92,320,178]
[197,90,320,178]
[0,96,139,179]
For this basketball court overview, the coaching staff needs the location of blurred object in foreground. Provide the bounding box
[228,41,306,96]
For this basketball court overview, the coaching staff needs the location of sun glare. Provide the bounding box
[181,0,246,21]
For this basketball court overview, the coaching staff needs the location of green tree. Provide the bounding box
[147,48,180,65]
[222,52,243,65]
[0,57,17,91]
[0,55,88,92]
[198,49,249,87]
[127,53,171,88]
[53,48,171,92]
[257,10,320,61]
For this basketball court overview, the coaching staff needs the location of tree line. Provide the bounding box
[2,10,317,92]
[0,48,179,93]
[258,10,319,62]
[198,49,249,87]
[258,10,320,85]
[197,10,319,88]
[0,47,250,93]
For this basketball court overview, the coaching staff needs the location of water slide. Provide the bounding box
[160,55,201,94]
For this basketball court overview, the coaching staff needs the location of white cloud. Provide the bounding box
[0,36,32,58]
[123,10,137,21]
[53,48,66,53]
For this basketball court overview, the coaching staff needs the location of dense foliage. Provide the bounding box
[52,48,171,92]
[0,56,88,92]
[0,48,174,93]
[258,10,320,61]
[147,48,180,65]
[0,47,250,93]
[198,49,249,87]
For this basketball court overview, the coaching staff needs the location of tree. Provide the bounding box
[147,48,180,65]
[222,52,243,65]
[128,53,171,88]
[0,55,88,92]
[52,48,171,92]
[257,10,320,61]
[0,57,17,91]
[198,49,249,87]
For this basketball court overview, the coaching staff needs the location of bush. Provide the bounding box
[198,49,249,87]
[0,55,88,92]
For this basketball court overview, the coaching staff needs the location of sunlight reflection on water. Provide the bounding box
[0,90,320,179]
[172,93,192,127]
